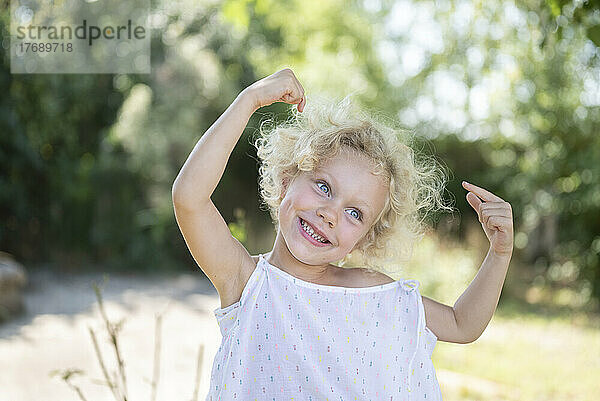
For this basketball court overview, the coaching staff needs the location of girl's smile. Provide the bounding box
[298,216,331,246]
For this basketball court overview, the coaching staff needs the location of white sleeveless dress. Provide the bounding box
[205,254,443,400]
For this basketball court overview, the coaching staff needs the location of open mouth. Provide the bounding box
[298,217,330,245]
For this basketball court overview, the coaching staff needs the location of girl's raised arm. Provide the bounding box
[171,68,305,308]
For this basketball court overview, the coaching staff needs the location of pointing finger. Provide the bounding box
[462,181,505,203]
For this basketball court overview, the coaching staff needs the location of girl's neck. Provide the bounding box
[267,232,339,285]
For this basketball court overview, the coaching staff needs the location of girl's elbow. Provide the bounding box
[463,330,483,344]
[452,327,480,344]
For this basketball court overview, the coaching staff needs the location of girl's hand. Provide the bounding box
[243,68,306,112]
[462,181,514,257]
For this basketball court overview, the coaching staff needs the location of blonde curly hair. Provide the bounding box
[253,94,455,274]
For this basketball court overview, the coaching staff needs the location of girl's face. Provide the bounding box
[277,148,389,266]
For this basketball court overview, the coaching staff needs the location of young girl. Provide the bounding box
[172,68,514,400]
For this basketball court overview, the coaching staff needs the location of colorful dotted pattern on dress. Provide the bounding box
[206,255,443,401]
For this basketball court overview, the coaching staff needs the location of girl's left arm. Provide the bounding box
[422,248,511,344]
[451,246,512,343]
[452,181,514,343]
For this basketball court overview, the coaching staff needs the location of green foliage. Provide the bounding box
[227,208,248,244]
[1,0,599,308]
[383,0,600,306]
[537,0,600,47]
[587,23,600,46]
[0,2,264,272]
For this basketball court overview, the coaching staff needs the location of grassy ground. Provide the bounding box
[433,306,600,401]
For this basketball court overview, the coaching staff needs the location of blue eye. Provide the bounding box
[347,209,362,220]
[317,182,330,194]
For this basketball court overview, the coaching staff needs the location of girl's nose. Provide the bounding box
[317,206,337,227]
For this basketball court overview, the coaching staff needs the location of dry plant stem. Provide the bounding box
[89,327,122,401]
[66,379,90,401]
[52,369,90,401]
[92,283,128,401]
[93,285,129,400]
[112,329,128,400]
[150,314,162,401]
[191,344,205,401]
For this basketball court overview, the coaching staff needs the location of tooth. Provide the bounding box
[301,220,327,242]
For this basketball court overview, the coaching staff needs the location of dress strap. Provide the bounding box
[400,279,420,292]
[258,253,267,268]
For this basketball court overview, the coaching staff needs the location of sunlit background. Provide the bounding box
[1,0,599,400]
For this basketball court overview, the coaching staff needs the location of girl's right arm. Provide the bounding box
[172,68,305,308]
